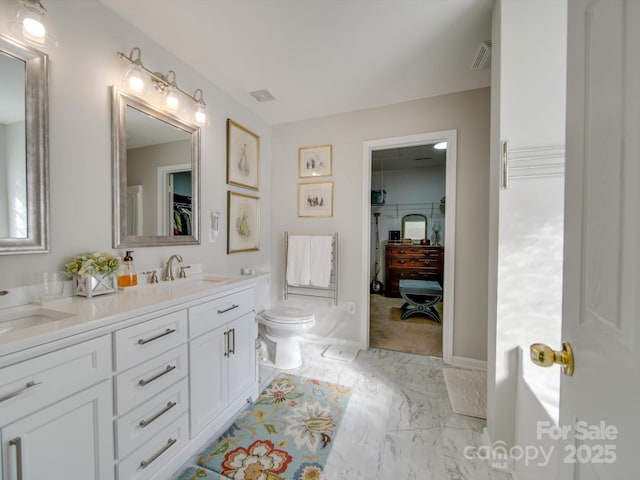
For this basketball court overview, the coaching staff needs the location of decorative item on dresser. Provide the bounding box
[385,243,444,297]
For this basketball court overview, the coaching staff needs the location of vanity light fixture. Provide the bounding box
[117,46,209,125]
[434,142,447,150]
[8,0,59,48]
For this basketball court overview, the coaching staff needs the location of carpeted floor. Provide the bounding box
[369,294,443,357]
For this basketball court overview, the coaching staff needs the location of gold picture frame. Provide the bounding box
[298,181,334,217]
[227,119,260,190]
[299,144,332,178]
[227,191,260,253]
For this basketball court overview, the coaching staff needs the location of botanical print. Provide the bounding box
[228,191,260,253]
[194,374,352,480]
[227,119,260,190]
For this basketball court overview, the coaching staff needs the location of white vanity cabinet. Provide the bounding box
[0,336,114,480]
[188,287,257,436]
[113,309,190,480]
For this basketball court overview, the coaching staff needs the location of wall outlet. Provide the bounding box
[347,302,356,314]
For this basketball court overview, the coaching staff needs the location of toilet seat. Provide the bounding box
[260,306,314,325]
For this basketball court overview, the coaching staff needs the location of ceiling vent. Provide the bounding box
[471,40,492,70]
[250,89,275,102]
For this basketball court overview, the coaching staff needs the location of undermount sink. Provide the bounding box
[0,306,75,335]
[135,274,232,294]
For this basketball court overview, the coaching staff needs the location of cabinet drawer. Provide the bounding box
[115,345,188,415]
[117,413,189,480]
[0,335,111,425]
[116,378,188,458]
[189,288,255,338]
[114,310,187,372]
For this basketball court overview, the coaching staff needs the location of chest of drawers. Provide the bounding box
[385,244,444,297]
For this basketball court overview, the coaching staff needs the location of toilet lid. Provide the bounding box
[262,306,314,324]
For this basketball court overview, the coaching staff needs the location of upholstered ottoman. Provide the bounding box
[398,279,443,322]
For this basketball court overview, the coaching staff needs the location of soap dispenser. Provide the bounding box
[118,250,137,287]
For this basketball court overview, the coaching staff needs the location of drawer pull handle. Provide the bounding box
[139,401,177,428]
[229,328,236,355]
[0,380,42,403]
[139,437,177,469]
[217,304,239,314]
[138,365,176,386]
[137,328,176,345]
[9,437,23,480]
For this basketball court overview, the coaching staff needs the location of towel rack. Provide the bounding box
[284,232,338,305]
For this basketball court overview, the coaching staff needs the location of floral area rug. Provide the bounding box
[176,374,352,480]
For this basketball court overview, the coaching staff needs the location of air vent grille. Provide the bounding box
[471,40,492,70]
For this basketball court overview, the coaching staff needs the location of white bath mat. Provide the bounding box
[443,367,487,419]
[322,344,360,362]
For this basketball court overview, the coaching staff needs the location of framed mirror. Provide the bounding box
[402,213,427,241]
[0,34,49,255]
[111,87,200,247]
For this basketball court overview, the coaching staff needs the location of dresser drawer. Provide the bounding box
[115,344,188,415]
[386,246,428,256]
[117,413,189,480]
[115,378,188,458]
[189,288,254,338]
[114,309,187,372]
[388,257,439,268]
[0,335,111,424]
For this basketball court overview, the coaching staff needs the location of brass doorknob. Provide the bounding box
[530,342,574,376]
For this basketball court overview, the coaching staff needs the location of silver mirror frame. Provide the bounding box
[0,34,49,255]
[111,87,201,248]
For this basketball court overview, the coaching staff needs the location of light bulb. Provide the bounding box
[23,16,45,39]
[125,63,145,92]
[165,85,179,111]
[194,103,207,125]
[434,142,447,150]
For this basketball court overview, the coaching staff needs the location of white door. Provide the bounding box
[554,0,639,477]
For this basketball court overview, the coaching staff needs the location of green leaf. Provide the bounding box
[210,440,229,456]
[264,423,277,434]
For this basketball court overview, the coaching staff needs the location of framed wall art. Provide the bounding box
[227,119,260,190]
[227,191,260,253]
[298,181,334,217]
[299,144,332,178]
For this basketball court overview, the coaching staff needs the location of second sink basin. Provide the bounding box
[0,306,75,335]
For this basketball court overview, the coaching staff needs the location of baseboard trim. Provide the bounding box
[450,355,487,370]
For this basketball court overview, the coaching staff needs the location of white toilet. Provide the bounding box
[257,305,315,369]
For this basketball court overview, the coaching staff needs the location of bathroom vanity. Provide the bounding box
[0,275,261,480]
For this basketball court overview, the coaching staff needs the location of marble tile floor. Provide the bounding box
[172,343,512,480]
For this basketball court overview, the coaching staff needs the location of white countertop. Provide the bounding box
[0,273,266,362]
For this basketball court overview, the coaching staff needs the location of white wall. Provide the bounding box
[0,0,272,287]
[0,124,7,237]
[272,88,490,361]
[488,0,567,457]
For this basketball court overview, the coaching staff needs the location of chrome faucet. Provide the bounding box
[163,254,183,281]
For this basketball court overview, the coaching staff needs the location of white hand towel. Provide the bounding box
[286,235,311,286]
[309,235,333,287]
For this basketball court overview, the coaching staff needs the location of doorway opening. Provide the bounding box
[361,130,457,364]
[369,144,446,356]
